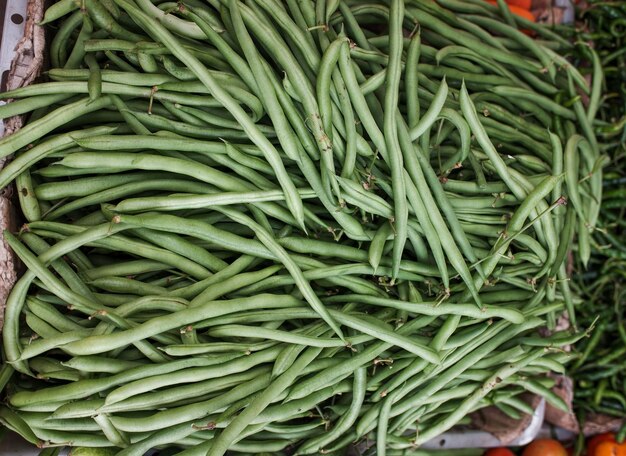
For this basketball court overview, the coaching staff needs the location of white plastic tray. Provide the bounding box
[421,399,546,449]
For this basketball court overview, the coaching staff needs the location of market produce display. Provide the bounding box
[0,0,606,454]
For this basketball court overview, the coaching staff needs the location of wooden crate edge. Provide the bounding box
[0,0,46,332]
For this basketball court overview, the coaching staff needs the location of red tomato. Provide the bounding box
[588,433,617,456]
[484,448,516,456]
[522,439,568,456]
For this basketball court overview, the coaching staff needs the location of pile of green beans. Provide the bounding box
[0,0,605,453]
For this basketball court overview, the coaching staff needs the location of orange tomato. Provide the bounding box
[480,0,533,10]
[595,441,626,456]
[484,1,536,22]
[522,439,568,456]
[484,448,516,456]
[503,0,532,10]
[588,434,618,456]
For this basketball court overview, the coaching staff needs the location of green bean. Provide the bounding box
[5,229,128,325]
[47,68,219,87]
[268,76,365,236]
[0,96,112,160]
[0,93,75,120]
[20,412,101,433]
[402,31,421,128]
[29,427,114,447]
[89,276,168,296]
[0,407,42,446]
[62,356,145,373]
[491,86,575,121]
[55,295,301,356]
[360,70,386,97]
[45,178,215,221]
[189,265,282,305]
[114,0,305,228]
[204,347,321,456]
[94,413,129,448]
[103,50,136,72]
[65,14,93,70]
[0,81,228,107]
[12,351,242,409]
[498,0,517,28]
[336,177,393,218]
[271,324,328,378]
[317,37,347,141]
[225,190,334,287]
[404,176,451,288]
[465,15,555,76]
[339,42,387,161]
[518,378,569,412]
[30,221,213,280]
[15,170,41,222]
[26,311,63,338]
[408,7,540,72]
[324,294,523,323]
[58,152,245,192]
[207,324,351,348]
[250,380,351,428]
[26,298,84,334]
[50,11,83,68]
[84,55,103,101]
[410,348,547,446]
[182,107,264,134]
[129,111,259,140]
[389,318,543,424]
[286,316,436,402]
[357,322,510,433]
[114,188,316,213]
[85,0,144,41]
[136,51,158,73]
[76,135,226,154]
[369,222,394,273]
[180,10,255,91]
[376,0,407,281]
[101,367,271,414]
[460,83,528,200]
[2,224,120,373]
[80,259,168,281]
[133,0,206,39]
[111,371,273,433]
[333,62,359,180]
[130,227,226,273]
[39,0,80,24]
[399,121,480,304]
[416,139,483,267]
[160,340,276,357]
[108,94,150,134]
